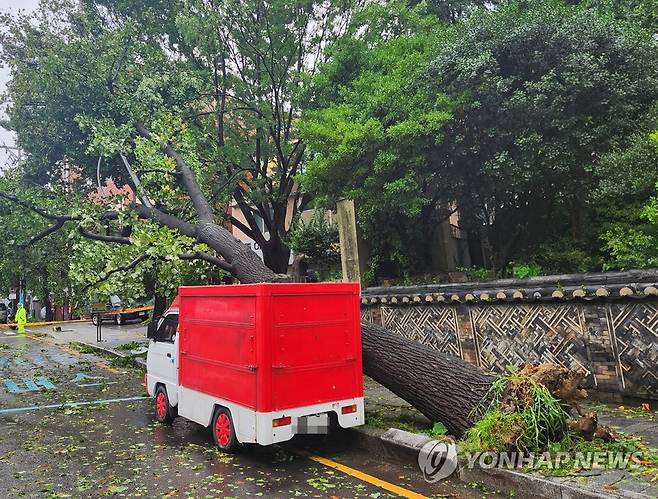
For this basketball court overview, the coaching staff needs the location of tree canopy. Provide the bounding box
[0,0,356,303]
[300,0,658,278]
[2,0,658,292]
[429,0,658,271]
[300,3,455,276]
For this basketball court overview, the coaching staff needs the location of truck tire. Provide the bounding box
[212,407,239,452]
[114,314,123,326]
[154,385,176,425]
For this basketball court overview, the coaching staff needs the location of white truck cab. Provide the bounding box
[146,308,180,412]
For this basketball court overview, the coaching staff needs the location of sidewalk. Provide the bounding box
[29,320,148,356]
[362,377,658,498]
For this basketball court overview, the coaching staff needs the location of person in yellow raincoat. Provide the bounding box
[14,302,27,334]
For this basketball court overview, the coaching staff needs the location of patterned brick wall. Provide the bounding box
[362,299,658,400]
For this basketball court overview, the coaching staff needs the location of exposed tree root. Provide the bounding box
[464,363,618,453]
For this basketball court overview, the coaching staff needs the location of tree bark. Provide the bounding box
[361,321,494,436]
[153,293,168,318]
[262,234,291,274]
[195,222,281,283]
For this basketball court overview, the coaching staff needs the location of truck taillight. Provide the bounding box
[341,404,357,415]
[272,416,291,427]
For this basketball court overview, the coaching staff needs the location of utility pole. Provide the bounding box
[336,199,368,283]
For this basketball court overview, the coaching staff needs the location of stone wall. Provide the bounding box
[361,269,658,400]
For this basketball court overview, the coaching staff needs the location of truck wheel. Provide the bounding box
[212,407,238,452]
[115,314,123,326]
[154,385,176,425]
[92,315,98,326]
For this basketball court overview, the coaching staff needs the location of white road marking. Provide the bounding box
[0,396,150,415]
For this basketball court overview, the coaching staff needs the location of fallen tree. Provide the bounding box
[137,124,500,436]
[0,0,623,445]
[0,121,495,437]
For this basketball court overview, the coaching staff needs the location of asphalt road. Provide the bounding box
[0,329,499,498]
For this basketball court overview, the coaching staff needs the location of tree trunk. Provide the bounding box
[153,293,168,318]
[195,223,280,283]
[143,267,168,318]
[262,235,291,275]
[361,321,494,436]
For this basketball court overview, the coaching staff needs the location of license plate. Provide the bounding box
[295,414,329,434]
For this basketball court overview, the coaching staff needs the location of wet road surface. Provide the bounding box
[0,329,499,498]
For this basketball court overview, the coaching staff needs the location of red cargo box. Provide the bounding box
[177,282,363,413]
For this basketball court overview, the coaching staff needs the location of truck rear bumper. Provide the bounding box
[177,386,364,446]
[256,397,365,445]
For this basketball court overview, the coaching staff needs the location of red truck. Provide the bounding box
[145,282,364,451]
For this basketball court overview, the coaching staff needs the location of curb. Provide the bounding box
[351,427,650,499]
[71,339,146,368]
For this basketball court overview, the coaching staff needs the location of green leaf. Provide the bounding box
[431,422,448,436]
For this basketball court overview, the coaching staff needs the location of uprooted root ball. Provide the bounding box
[462,363,615,454]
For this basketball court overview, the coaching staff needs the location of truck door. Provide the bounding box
[147,313,179,402]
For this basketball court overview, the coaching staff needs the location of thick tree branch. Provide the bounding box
[229,215,257,240]
[77,227,132,245]
[135,122,215,222]
[133,203,199,239]
[297,192,312,214]
[0,191,73,222]
[232,187,268,247]
[286,140,305,175]
[81,253,149,294]
[179,251,233,273]
[20,220,67,247]
[256,202,273,232]
[1,191,134,247]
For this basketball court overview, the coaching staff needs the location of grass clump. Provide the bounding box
[542,431,658,477]
[68,341,99,354]
[115,341,146,351]
[460,367,658,478]
[460,410,526,454]
[514,380,569,451]
[461,370,569,454]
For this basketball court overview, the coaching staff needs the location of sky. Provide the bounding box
[0,0,40,167]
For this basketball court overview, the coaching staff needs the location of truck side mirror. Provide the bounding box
[147,321,158,340]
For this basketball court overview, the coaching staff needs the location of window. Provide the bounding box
[156,314,179,343]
